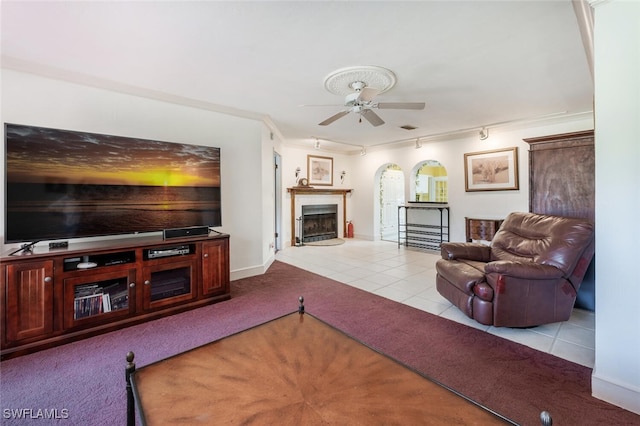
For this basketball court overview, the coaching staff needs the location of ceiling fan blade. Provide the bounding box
[361,109,385,127]
[377,102,426,110]
[357,87,380,102]
[318,110,350,126]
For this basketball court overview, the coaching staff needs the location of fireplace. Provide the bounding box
[287,187,352,247]
[301,204,338,243]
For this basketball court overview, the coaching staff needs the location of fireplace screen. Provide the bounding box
[301,204,338,243]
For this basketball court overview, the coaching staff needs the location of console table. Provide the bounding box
[287,187,352,246]
[398,204,449,251]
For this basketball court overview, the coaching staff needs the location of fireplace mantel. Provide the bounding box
[287,187,352,196]
[287,187,352,246]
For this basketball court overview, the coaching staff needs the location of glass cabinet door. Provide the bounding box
[142,259,197,310]
[64,269,136,329]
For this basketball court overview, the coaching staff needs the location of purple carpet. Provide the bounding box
[1,261,638,425]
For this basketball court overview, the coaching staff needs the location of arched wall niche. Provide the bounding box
[410,160,448,203]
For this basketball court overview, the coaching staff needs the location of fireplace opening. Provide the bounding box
[301,204,338,243]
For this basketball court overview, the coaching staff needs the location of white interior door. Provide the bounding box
[379,168,405,241]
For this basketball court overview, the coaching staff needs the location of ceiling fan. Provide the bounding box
[316,81,425,127]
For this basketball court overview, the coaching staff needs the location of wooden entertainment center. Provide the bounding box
[0,233,230,360]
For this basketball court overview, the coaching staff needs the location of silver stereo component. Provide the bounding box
[146,245,191,259]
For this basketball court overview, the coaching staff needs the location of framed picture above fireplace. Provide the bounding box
[307,155,333,186]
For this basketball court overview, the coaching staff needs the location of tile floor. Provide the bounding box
[275,239,595,368]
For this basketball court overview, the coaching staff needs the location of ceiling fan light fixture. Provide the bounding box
[314,66,425,128]
[349,81,367,92]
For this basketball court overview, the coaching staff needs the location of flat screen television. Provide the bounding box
[4,123,221,243]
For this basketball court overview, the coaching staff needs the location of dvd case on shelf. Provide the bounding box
[73,279,128,319]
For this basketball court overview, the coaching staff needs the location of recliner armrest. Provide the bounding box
[485,260,564,279]
[440,242,491,262]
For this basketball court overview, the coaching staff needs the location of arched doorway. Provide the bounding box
[378,164,405,242]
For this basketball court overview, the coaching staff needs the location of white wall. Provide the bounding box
[591,0,640,414]
[344,118,593,242]
[276,116,592,247]
[0,70,269,278]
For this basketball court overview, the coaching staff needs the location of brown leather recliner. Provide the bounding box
[435,212,595,327]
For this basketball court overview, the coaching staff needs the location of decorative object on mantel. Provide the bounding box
[295,167,301,183]
[340,170,346,184]
[296,177,311,187]
[464,147,519,192]
[307,155,333,186]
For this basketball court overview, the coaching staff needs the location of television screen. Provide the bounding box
[5,124,221,243]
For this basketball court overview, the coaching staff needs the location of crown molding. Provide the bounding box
[588,0,612,8]
[1,56,266,123]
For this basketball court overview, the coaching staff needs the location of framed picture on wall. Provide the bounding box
[464,147,519,191]
[307,155,333,186]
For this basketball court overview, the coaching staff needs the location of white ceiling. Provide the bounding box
[1,1,593,154]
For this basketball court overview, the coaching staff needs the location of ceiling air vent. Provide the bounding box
[400,125,418,131]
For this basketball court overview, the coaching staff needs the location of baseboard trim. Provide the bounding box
[592,371,640,415]
[230,256,275,281]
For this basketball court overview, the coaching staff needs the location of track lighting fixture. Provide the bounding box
[360,146,366,156]
[415,138,422,149]
[314,138,320,150]
[479,127,489,140]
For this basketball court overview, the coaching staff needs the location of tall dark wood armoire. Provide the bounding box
[524,130,595,311]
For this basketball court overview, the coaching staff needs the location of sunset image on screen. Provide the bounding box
[5,124,222,242]
[6,126,220,187]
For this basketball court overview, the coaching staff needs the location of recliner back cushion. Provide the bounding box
[490,212,594,276]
